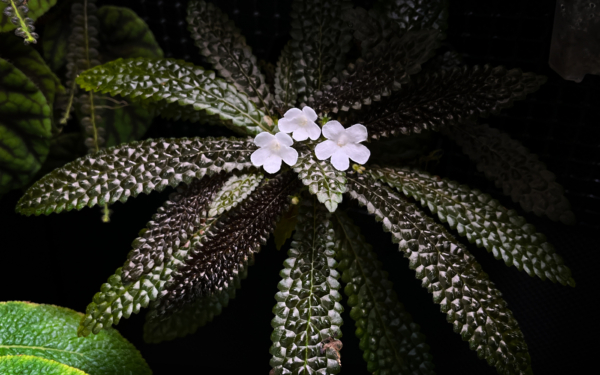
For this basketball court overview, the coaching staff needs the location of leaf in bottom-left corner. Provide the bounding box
[0,301,152,375]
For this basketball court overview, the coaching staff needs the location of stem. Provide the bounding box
[9,0,36,44]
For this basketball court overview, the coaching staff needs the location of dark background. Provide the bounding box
[1,0,598,374]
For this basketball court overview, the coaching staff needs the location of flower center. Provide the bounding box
[336,133,349,147]
[299,116,308,127]
[271,142,281,151]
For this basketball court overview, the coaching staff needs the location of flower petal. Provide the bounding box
[315,140,339,160]
[307,122,322,140]
[263,154,283,174]
[250,147,272,166]
[292,128,309,141]
[302,106,318,121]
[345,124,368,143]
[275,132,294,147]
[284,107,303,119]
[280,146,299,166]
[343,143,371,164]
[330,149,350,171]
[277,118,298,133]
[322,120,345,141]
[254,132,276,147]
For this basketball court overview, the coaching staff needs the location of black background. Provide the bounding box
[1,0,599,374]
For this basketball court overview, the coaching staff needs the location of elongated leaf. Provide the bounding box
[332,210,435,374]
[16,137,256,216]
[289,0,353,103]
[78,171,266,336]
[187,0,273,113]
[0,302,151,375]
[207,172,264,217]
[373,0,449,35]
[370,166,575,285]
[274,203,299,250]
[0,0,57,32]
[442,122,576,225]
[270,197,344,374]
[0,355,88,375]
[274,41,299,110]
[0,58,51,195]
[76,57,273,135]
[346,172,532,375]
[356,65,546,140]
[293,147,347,212]
[156,172,300,317]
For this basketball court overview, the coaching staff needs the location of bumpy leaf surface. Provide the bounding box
[332,210,435,374]
[274,41,299,110]
[270,197,344,375]
[289,0,353,103]
[372,0,449,35]
[370,166,575,286]
[156,172,300,316]
[0,302,150,375]
[187,0,273,113]
[0,58,51,195]
[16,137,256,216]
[356,65,546,140]
[0,0,57,32]
[293,147,347,212]
[346,173,533,375]
[0,355,88,375]
[76,57,273,135]
[443,122,576,225]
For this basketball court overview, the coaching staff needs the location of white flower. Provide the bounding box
[251,132,299,174]
[277,106,321,141]
[315,121,370,171]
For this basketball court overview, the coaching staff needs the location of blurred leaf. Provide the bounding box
[0,0,57,32]
[42,11,70,71]
[273,203,299,250]
[0,355,89,375]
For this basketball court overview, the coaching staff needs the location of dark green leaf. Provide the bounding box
[274,41,298,110]
[42,11,70,71]
[16,137,256,216]
[32,132,86,182]
[0,355,88,375]
[0,0,57,32]
[274,203,299,250]
[0,301,151,375]
[270,197,344,374]
[346,172,533,375]
[0,58,51,195]
[373,0,449,35]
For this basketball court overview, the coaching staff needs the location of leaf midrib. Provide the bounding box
[0,345,85,357]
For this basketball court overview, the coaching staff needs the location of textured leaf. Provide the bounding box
[292,147,347,212]
[332,210,435,374]
[207,172,264,217]
[270,197,344,375]
[0,58,51,195]
[0,0,57,32]
[274,41,298,110]
[356,65,546,140]
[156,172,300,317]
[274,203,299,250]
[372,0,449,35]
[0,301,151,375]
[442,122,576,225]
[143,260,249,344]
[32,132,86,181]
[78,172,261,336]
[187,0,273,113]
[16,137,256,216]
[370,166,575,286]
[76,57,274,135]
[289,0,353,103]
[0,355,89,375]
[346,173,532,375]
[0,0,55,43]
[42,11,70,71]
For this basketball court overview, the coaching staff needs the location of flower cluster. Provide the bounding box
[251,106,370,173]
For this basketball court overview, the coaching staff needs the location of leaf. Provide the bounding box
[274,41,298,110]
[274,203,299,250]
[292,147,347,212]
[0,301,151,375]
[78,172,266,336]
[76,57,274,135]
[332,210,435,374]
[370,166,575,286]
[156,172,300,317]
[42,11,70,71]
[442,122,576,225]
[0,0,57,32]
[187,0,273,113]
[0,58,51,196]
[0,355,89,375]
[269,196,344,375]
[207,172,264,217]
[346,172,533,375]
[16,137,256,216]
[0,0,56,44]
[357,65,547,140]
[289,0,353,104]
[372,0,449,35]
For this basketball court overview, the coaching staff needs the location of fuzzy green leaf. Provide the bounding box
[442,122,576,225]
[274,203,300,250]
[76,57,273,135]
[370,166,575,286]
[332,210,435,374]
[0,355,89,375]
[373,0,449,35]
[292,147,347,212]
[0,302,151,375]
[16,137,256,216]
[274,41,299,110]
[0,58,51,195]
[270,197,344,374]
[346,173,533,375]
